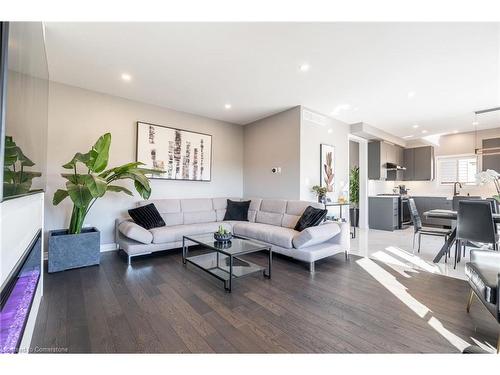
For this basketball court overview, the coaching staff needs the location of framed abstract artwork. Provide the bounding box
[320,144,334,192]
[136,121,212,181]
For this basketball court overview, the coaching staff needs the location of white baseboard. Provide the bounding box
[43,243,118,260]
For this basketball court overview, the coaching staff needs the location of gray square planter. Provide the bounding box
[48,227,100,273]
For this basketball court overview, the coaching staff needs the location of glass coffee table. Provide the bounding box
[182,234,272,292]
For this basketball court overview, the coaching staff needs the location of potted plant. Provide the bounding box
[311,185,328,203]
[349,166,360,227]
[49,133,158,272]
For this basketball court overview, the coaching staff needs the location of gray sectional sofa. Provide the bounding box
[115,197,350,272]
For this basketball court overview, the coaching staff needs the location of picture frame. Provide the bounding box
[320,144,335,192]
[136,121,212,181]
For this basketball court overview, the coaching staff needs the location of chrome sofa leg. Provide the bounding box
[345,250,349,260]
[309,261,315,273]
[466,289,475,313]
[497,333,499,354]
[128,255,131,266]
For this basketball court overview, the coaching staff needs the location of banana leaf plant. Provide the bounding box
[3,136,42,198]
[53,133,160,234]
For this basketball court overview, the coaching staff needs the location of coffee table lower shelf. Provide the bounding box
[184,252,268,292]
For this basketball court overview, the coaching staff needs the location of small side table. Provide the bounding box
[324,201,356,238]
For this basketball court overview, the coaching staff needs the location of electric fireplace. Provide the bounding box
[0,230,42,354]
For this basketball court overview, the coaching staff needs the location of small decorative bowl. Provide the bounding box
[214,232,233,242]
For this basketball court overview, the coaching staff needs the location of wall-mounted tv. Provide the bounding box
[0,22,48,202]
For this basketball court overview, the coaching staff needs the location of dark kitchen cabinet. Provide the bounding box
[403,146,434,181]
[482,138,500,171]
[403,148,415,180]
[368,141,404,180]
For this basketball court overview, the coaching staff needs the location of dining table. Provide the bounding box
[423,209,500,263]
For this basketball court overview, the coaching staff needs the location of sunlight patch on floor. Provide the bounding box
[385,246,442,274]
[371,251,416,278]
[428,317,469,352]
[470,337,497,353]
[357,257,430,318]
[357,257,476,352]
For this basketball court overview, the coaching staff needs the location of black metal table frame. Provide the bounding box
[182,235,272,292]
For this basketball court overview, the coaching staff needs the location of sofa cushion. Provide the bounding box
[150,222,232,244]
[293,222,341,249]
[260,199,287,214]
[183,210,216,225]
[294,206,328,231]
[118,221,153,244]
[160,212,184,226]
[465,262,499,305]
[139,199,181,213]
[282,214,300,229]
[233,222,297,249]
[256,211,283,226]
[224,200,250,221]
[128,203,166,229]
[181,198,213,212]
[286,200,324,215]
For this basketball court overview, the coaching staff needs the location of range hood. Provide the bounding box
[385,162,406,170]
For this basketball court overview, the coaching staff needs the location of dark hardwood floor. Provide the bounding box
[31,249,499,353]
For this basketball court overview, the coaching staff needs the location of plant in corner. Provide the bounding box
[349,166,360,227]
[49,133,159,272]
[475,169,500,202]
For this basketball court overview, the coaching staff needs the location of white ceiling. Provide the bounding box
[44,22,500,138]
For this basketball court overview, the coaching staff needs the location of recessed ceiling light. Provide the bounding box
[327,129,333,134]
[453,130,459,134]
[407,91,416,99]
[412,124,419,129]
[402,135,413,139]
[121,73,132,81]
[421,130,428,134]
[224,103,232,110]
[472,120,479,126]
[299,63,310,72]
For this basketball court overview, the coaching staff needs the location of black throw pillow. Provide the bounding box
[128,203,165,230]
[294,206,328,231]
[223,199,251,221]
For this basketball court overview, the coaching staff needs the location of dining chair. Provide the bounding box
[464,249,500,353]
[408,198,452,255]
[456,200,499,269]
[452,195,482,211]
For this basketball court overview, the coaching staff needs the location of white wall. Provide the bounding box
[46,82,244,245]
[368,128,500,198]
[243,107,301,199]
[300,107,350,203]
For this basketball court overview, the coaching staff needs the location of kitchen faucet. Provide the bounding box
[453,181,463,196]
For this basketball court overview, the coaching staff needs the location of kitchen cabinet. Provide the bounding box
[369,196,399,231]
[411,196,452,227]
[368,141,404,180]
[482,138,500,171]
[403,146,434,181]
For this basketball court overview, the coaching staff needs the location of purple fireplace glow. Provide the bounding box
[0,231,41,354]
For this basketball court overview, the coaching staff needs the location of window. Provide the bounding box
[437,155,478,185]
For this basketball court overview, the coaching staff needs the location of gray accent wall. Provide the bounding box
[243,107,302,199]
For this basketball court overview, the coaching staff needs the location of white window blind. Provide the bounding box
[438,156,477,184]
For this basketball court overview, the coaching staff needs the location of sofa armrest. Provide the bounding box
[470,249,500,265]
[118,221,153,244]
[325,221,350,248]
[293,222,342,249]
